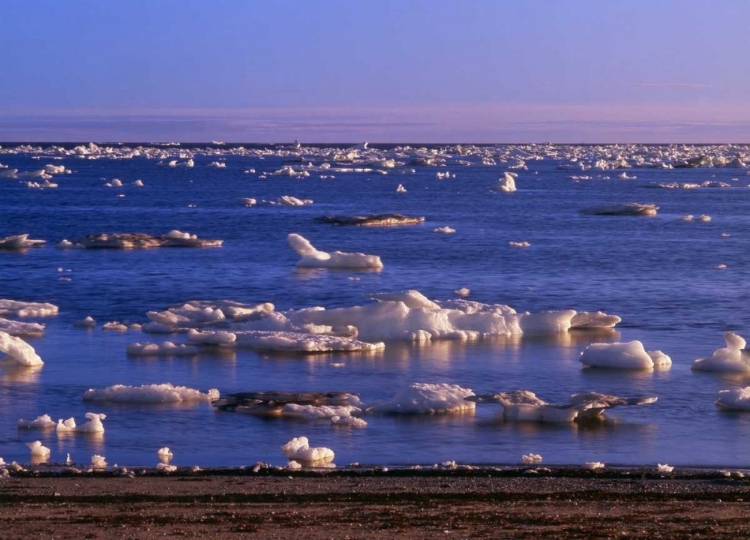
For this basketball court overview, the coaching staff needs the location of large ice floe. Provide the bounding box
[82,383,219,404]
[287,233,384,270]
[137,291,621,353]
[579,341,671,370]
[579,203,659,216]
[0,330,44,366]
[366,383,476,414]
[692,333,750,373]
[58,230,222,249]
[469,390,658,423]
[0,234,46,250]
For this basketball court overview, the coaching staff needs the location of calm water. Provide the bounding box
[2,143,750,468]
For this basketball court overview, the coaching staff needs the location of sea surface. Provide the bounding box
[2,142,750,469]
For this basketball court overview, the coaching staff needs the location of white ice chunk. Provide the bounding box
[579,341,669,369]
[0,319,45,337]
[497,172,517,192]
[692,333,750,373]
[433,226,456,234]
[0,330,44,366]
[0,299,58,318]
[83,383,219,404]
[18,414,56,429]
[287,233,383,270]
[715,387,750,410]
[366,383,475,414]
[657,463,674,473]
[522,453,543,463]
[77,413,106,433]
[91,454,107,469]
[126,341,200,356]
[281,436,335,465]
[26,441,50,458]
[73,316,96,329]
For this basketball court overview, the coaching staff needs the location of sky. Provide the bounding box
[1,0,749,142]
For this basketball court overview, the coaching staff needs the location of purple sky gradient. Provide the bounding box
[1,0,748,142]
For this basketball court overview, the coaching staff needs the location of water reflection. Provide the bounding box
[0,363,43,384]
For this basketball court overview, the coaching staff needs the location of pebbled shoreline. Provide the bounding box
[1,467,750,538]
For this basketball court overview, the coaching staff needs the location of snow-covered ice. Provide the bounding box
[692,333,750,373]
[287,233,384,270]
[83,383,219,404]
[579,341,671,369]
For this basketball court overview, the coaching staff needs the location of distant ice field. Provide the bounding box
[2,142,750,469]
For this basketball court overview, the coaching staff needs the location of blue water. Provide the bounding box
[3,143,750,468]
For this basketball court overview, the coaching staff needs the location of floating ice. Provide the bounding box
[522,454,543,463]
[579,341,671,369]
[396,184,407,193]
[103,321,128,332]
[157,463,177,472]
[282,404,363,421]
[579,203,658,216]
[281,436,335,465]
[0,319,46,337]
[509,241,530,248]
[692,333,750,373]
[287,233,383,270]
[0,330,44,366]
[207,161,226,168]
[585,462,605,470]
[454,287,471,297]
[73,316,96,329]
[213,391,361,415]
[83,383,219,404]
[76,413,106,433]
[18,414,56,429]
[657,463,674,473]
[73,231,222,249]
[314,214,424,227]
[469,390,658,423]
[366,383,475,415]
[133,179,144,187]
[157,447,173,462]
[234,330,384,353]
[497,172,517,192]
[0,234,46,250]
[715,387,750,411]
[56,417,77,432]
[331,415,368,428]
[91,455,107,469]
[434,226,456,234]
[26,441,50,458]
[126,341,200,356]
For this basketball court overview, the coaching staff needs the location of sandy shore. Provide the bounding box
[1,467,749,539]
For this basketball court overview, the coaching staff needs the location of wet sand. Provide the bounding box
[1,468,749,539]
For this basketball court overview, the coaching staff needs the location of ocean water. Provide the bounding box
[2,142,750,469]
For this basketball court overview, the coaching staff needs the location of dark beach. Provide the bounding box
[1,467,749,539]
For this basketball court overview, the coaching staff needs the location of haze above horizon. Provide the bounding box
[2,0,748,143]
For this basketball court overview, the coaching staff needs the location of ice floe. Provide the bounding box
[433,226,456,234]
[287,233,384,270]
[65,231,222,249]
[715,387,750,411]
[469,390,658,423]
[692,333,750,373]
[579,203,658,216]
[497,172,518,192]
[213,391,361,415]
[83,383,219,404]
[579,341,671,369]
[0,330,44,366]
[126,341,200,356]
[314,214,425,227]
[366,383,475,415]
[26,441,50,458]
[18,414,56,430]
[0,319,46,337]
[281,436,335,466]
[0,234,46,250]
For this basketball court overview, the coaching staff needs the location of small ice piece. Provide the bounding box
[682,214,694,222]
[454,287,470,297]
[657,463,674,473]
[697,215,711,222]
[157,447,173,462]
[65,453,72,465]
[580,203,658,216]
[579,341,671,369]
[102,321,128,332]
[396,184,407,193]
[0,330,44,366]
[26,441,51,458]
[156,463,177,472]
[242,198,257,206]
[331,415,368,428]
[0,234,46,250]
[287,460,303,470]
[287,233,384,270]
[715,387,750,411]
[133,179,144,187]
[433,226,456,234]
[584,462,605,470]
[105,179,123,188]
[77,413,106,433]
[692,332,750,373]
[497,172,517,192]
[126,341,200,356]
[366,383,476,415]
[91,454,107,469]
[522,453,543,463]
[73,316,96,329]
[716,264,728,270]
[0,319,45,337]
[508,241,530,248]
[83,383,219,404]
[207,161,226,168]
[56,417,76,432]
[18,414,56,429]
[281,436,335,465]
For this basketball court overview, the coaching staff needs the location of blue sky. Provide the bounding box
[1,0,748,142]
